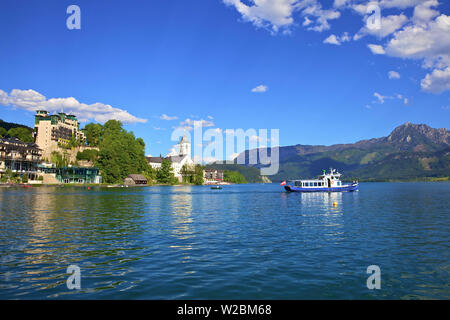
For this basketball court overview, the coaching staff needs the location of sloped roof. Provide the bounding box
[147,155,187,164]
[146,156,164,163]
[127,174,147,181]
[166,155,187,163]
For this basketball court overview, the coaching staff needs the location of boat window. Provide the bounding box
[314,182,318,186]
[305,182,309,187]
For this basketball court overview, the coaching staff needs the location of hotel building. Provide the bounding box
[34,110,85,159]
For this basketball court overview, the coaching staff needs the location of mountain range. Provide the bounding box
[232,122,450,181]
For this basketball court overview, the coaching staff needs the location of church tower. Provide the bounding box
[178,134,191,157]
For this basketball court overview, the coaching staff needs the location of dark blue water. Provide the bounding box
[0,183,449,299]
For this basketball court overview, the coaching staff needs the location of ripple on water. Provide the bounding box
[0,183,448,299]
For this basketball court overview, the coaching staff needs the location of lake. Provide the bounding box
[0,182,448,299]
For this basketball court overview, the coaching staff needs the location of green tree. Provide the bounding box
[76,149,99,162]
[156,159,176,184]
[96,120,150,184]
[224,170,247,184]
[193,164,204,185]
[0,169,13,183]
[68,134,79,148]
[181,164,194,183]
[0,127,7,138]
[21,175,28,183]
[83,123,103,146]
[51,151,69,167]
[1,169,19,183]
[7,127,33,143]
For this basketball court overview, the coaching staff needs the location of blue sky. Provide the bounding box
[0,0,449,159]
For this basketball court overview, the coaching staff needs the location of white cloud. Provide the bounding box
[173,125,193,132]
[323,32,350,45]
[251,84,268,93]
[368,44,385,54]
[303,16,312,26]
[383,14,450,65]
[223,0,341,33]
[0,88,146,123]
[354,14,408,40]
[374,92,389,103]
[324,34,340,45]
[352,0,424,14]
[421,67,450,93]
[160,114,178,120]
[413,0,440,25]
[333,0,349,8]
[388,70,401,79]
[223,0,299,33]
[382,13,450,93]
[175,118,215,131]
[301,2,341,32]
[380,0,426,10]
[225,0,449,93]
[372,92,409,105]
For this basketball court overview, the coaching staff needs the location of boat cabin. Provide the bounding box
[291,169,344,188]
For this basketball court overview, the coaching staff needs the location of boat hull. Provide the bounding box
[284,183,358,193]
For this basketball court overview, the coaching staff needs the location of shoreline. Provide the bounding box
[1,178,449,188]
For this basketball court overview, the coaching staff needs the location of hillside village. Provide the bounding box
[0,110,230,185]
[1,111,449,185]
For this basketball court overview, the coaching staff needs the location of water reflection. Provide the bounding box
[0,187,150,297]
[300,191,343,213]
[285,191,348,244]
[169,187,195,264]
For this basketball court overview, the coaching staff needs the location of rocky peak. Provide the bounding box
[386,122,449,150]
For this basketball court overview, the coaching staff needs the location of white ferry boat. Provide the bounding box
[282,168,358,193]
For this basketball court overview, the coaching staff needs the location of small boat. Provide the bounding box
[282,168,358,193]
[211,185,222,190]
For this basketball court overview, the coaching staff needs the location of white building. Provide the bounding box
[146,135,194,182]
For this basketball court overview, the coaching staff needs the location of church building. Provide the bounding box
[146,135,194,182]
